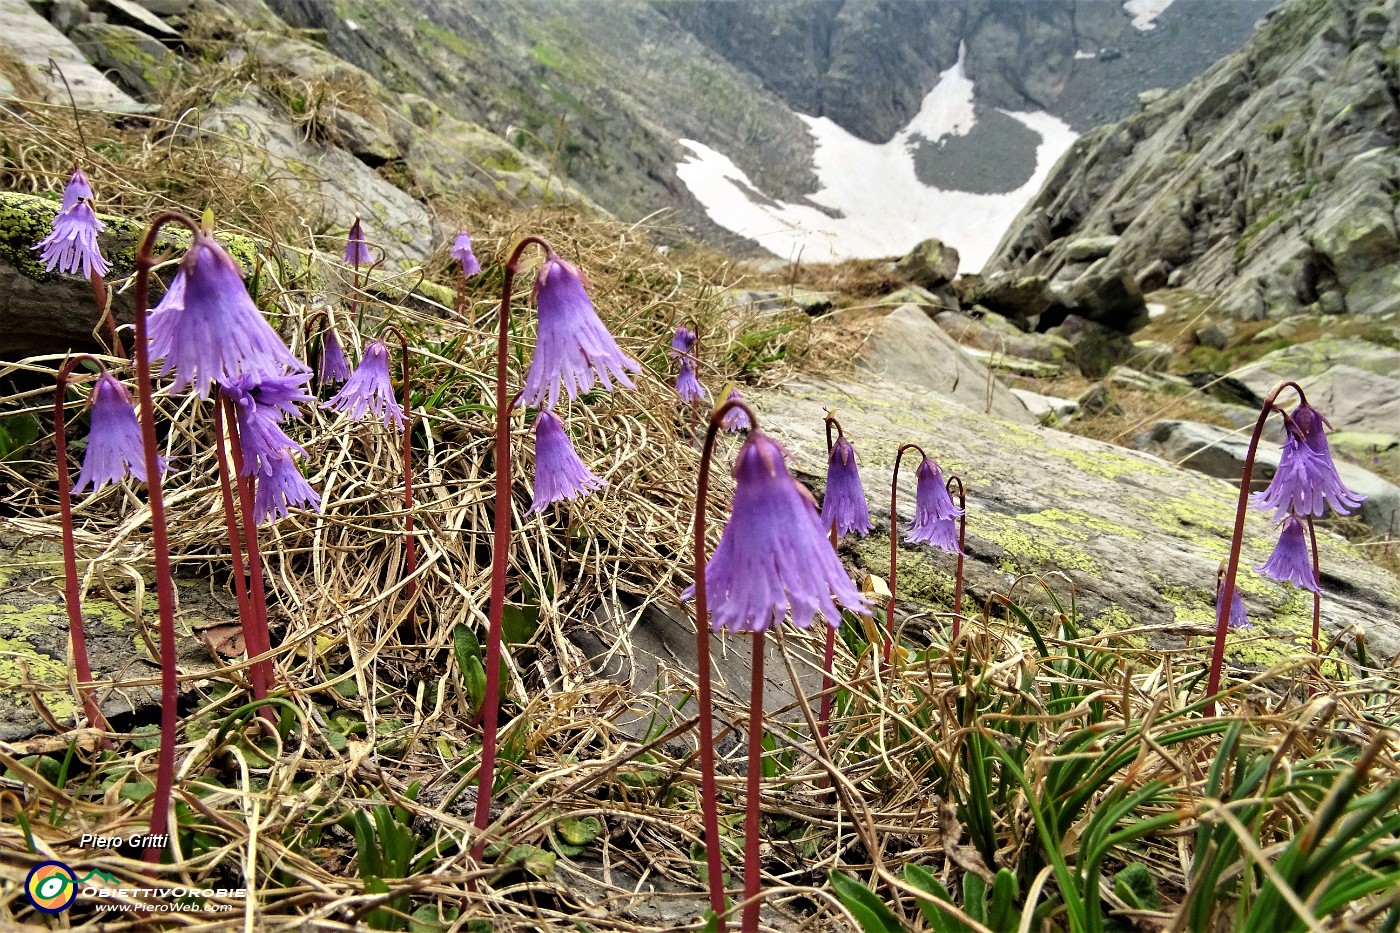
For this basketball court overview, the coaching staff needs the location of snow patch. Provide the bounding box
[1123,0,1175,30]
[1147,302,1168,319]
[675,44,1077,272]
[1074,49,1097,60]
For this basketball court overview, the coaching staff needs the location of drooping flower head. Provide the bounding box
[1217,570,1250,630]
[146,232,305,399]
[252,449,321,524]
[1255,514,1320,592]
[60,166,94,212]
[344,217,373,266]
[517,254,640,410]
[720,388,751,433]
[670,325,697,360]
[528,410,606,514]
[451,229,481,277]
[36,200,110,279]
[72,373,167,492]
[906,457,963,552]
[317,326,351,386]
[220,372,313,476]
[821,437,873,540]
[683,431,873,634]
[324,339,405,429]
[1251,403,1365,521]
[676,358,708,404]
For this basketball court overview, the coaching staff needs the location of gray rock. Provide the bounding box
[324,106,399,166]
[757,378,1400,657]
[99,0,179,37]
[1106,365,1195,394]
[965,271,1050,324]
[1132,419,1400,534]
[1138,87,1168,108]
[1131,340,1174,374]
[1135,259,1169,292]
[1009,387,1080,425]
[49,0,90,34]
[194,92,437,264]
[1232,340,1400,442]
[0,0,149,113]
[723,288,837,317]
[1064,234,1120,263]
[875,284,957,314]
[1046,314,1136,379]
[1077,381,1120,416]
[857,304,1034,424]
[894,237,959,289]
[129,0,192,13]
[70,22,176,102]
[1067,262,1149,332]
[1196,319,1237,350]
[934,307,1076,369]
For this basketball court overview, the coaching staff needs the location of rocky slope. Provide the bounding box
[986,0,1400,322]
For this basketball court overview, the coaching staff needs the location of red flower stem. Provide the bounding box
[817,413,844,739]
[1205,380,1306,716]
[89,273,123,359]
[211,399,259,701]
[53,355,110,733]
[741,627,766,933]
[473,234,554,863]
[221,396,276,722]
[132,210,201,863]
[695,395,761,930]
[946,475,966,642]
[380,325,417,611]
[886,443,926,672]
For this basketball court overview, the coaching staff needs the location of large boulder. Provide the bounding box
[755,378,1400,658]
[1045,314,1136,379]
[0,0,151,113]
[1131,419,1400,534]
[894,237,959,289]
[70,22,180,102]
[964,272,1051,325]
[1066,261,1150,332]
[857,304,1034,424]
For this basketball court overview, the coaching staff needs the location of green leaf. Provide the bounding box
[409,904,459,933]
[1113,863,1161,910]
[962,872,988,925]
[0,413,40,459]
[829,870,905,933]
[118,780,155,803]
[502,603,540,646]
[463,656,486,714]
[453,624,481,673]
[558,816,601,846]
[902,864,966,933]
[504,844,556,877]
[988,869,1020,933]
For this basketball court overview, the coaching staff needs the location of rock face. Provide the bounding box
[756,377,1400,662]
[857,304,1035,425]
[985,0,1400,321]
[894,237,959,289]
[1132,418,1400,534]
[0,0,150,113]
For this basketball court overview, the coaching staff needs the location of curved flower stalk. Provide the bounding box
[324,329,417,603]
[816,413,872,738]
[40,166,121,356]
[130,210,207,861]
[686,399,872,932]
[1205,383,1359,714]
[473,238,636,863]
[53,357,131,733]
[528,410,606,514]
[945,474,968,641]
